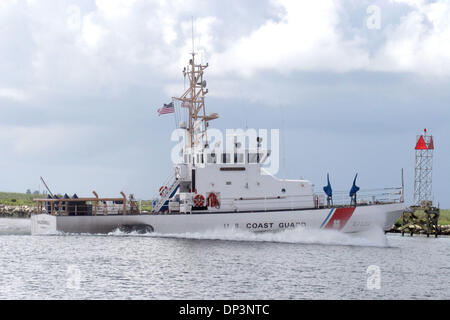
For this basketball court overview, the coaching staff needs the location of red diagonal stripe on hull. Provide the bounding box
[324,207,356,230]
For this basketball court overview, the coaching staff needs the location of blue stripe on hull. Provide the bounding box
[320,208,335,229]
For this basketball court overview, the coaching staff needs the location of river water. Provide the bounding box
[0,218,448,300]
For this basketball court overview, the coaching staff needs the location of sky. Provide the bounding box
[0,0,449,206]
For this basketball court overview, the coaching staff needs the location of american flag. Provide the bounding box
[157,102,174,116]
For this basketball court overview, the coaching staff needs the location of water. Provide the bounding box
[0,218,449,300]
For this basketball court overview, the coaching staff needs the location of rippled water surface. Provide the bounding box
[0,218,449,299]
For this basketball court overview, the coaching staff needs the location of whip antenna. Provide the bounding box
[40,176,54,197]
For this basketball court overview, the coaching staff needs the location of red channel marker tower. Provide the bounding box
[413,129,435,206]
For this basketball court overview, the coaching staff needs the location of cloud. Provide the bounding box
[0,88,28,102]
[371,0,450,76]
[2,0,450,99]
[81,12,107,48]
[207,0,450,78]
[95,0,137,20]
[211,0,370,76]
[0,124,97,156]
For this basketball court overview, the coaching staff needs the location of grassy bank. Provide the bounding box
[0,192,43,206]
[140,200,153,212]
[436,209,450,225]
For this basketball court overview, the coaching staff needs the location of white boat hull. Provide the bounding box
[31,203,405,235]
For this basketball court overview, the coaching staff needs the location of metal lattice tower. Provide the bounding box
[413,129,435,206]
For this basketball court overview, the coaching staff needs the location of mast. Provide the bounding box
[173,19,218,150]
[173,53,211,149]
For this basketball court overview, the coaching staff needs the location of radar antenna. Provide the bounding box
[173,19,217,149]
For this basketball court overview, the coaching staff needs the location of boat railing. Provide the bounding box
[212,186,403,212]
[151,173,180,213]
[33,192,141,216]
[33,186,403,216]
[324,187,403,207]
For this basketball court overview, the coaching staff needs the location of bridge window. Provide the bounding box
[234,153,244,164]
[248,153,264,163]
[221,153,231,164]
[207,153,217,164]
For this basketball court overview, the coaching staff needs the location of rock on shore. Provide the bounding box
[389,224,450,236]
[0,205,35,218]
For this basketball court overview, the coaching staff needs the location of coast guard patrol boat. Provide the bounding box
[31,52,405,235]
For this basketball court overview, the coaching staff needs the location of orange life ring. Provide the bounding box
[159,186,169,197]
[207,193,220,209]
[194,194,205,207]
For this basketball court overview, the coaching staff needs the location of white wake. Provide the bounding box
[0,217,388,247]
[108,226,389,247]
